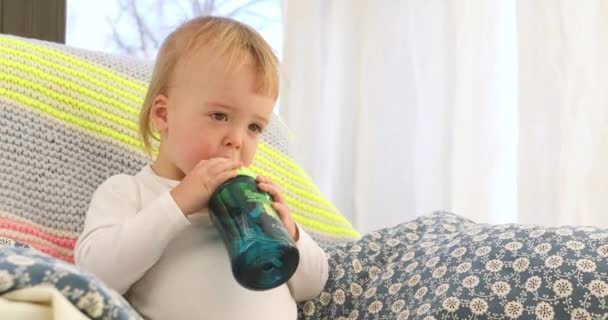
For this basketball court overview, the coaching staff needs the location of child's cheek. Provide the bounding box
[242,145,257,166]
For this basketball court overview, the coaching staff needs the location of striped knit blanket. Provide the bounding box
[0,35,360,264]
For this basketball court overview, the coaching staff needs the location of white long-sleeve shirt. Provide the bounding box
[75,165,329,320]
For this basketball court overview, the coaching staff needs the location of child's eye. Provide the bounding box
[249,123,264,133]
[210,112,228,121]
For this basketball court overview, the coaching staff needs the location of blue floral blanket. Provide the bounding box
[0,237,141,319]
[298,212,608,319]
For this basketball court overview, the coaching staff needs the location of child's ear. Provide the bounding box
[151,94,170,132]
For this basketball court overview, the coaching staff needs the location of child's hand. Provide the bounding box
[170,158,242,216]
[256,176,299,241]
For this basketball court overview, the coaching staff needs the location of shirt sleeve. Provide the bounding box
[286,226,329,301]
[75,175,190,294]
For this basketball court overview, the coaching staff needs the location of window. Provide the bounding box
[66,0,283,60]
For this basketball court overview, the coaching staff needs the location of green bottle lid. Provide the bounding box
[237,167,257,179]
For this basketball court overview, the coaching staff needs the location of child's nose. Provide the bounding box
[222,129,243,149]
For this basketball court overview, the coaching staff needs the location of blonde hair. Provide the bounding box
[138,16,279,155]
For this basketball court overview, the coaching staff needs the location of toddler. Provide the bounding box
[75,16,328,320]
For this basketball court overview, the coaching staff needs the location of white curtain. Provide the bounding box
[517,1,608,227]
[280,0,608,234]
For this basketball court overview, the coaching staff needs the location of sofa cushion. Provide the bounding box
[0,34,360,263]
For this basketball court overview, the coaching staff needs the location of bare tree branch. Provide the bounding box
[110,20,135,55]
[226,0,267,18]
[240,10,280,24]
[108,0,276,58]
[191,0,201,16]
[108,0,135,55]
[202,0,216,16]
[129,0,161,56]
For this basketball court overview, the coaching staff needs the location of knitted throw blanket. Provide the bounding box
[0,35,360,263]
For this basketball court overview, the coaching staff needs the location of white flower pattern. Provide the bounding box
[588,280,607,298]
[535,302,555,320]
[77,292,104,318]
[388,283,402,295]
[535,243,552,254]
[525,276,542,292]
[442,297,460,312]
[504,301,523,318]
[491,281,511,297]
[391,299,405,312]
[5,254,34,266]
[597,244,608,257]
[0,270,14,291]
[576,259,596,272]
[545,255,563,269]
[463,275,480,289]
[485,259,504,272]
[434,283,449,296]
[333,289,346,305]
[566,240,585,251]
[469,298,488,315]
[513,257,530,272]
[552,279,573,298]
[505,241,523,251]
[456,262,472,273]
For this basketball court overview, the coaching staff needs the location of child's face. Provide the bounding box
[152,50,276,179]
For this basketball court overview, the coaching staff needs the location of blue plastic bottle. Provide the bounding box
[208,168,300,290]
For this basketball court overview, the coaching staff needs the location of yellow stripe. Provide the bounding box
[252,153,339,210]
[291,212,361,237]
[0,73,139,133]
[287,195,352,226]
[0,36,146,94]
[0,59,138,116]
[257,145,318,190]
[254,151,319,192]
[0,45,143,104]
[249,162,336,211]
[258,143,317,184]
[253,155,312,195]
[0,88,142,149]
[254,171,349,223]
[249,164,351,225]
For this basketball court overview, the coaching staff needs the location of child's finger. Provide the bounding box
[258,182,285,203]
[212,170,239,187]
[257,176,281,188]
[272,201,288,216]
[207,158,241,175]
[272,202,298,240]
[272,203,294,230]
[256,175,270,184]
